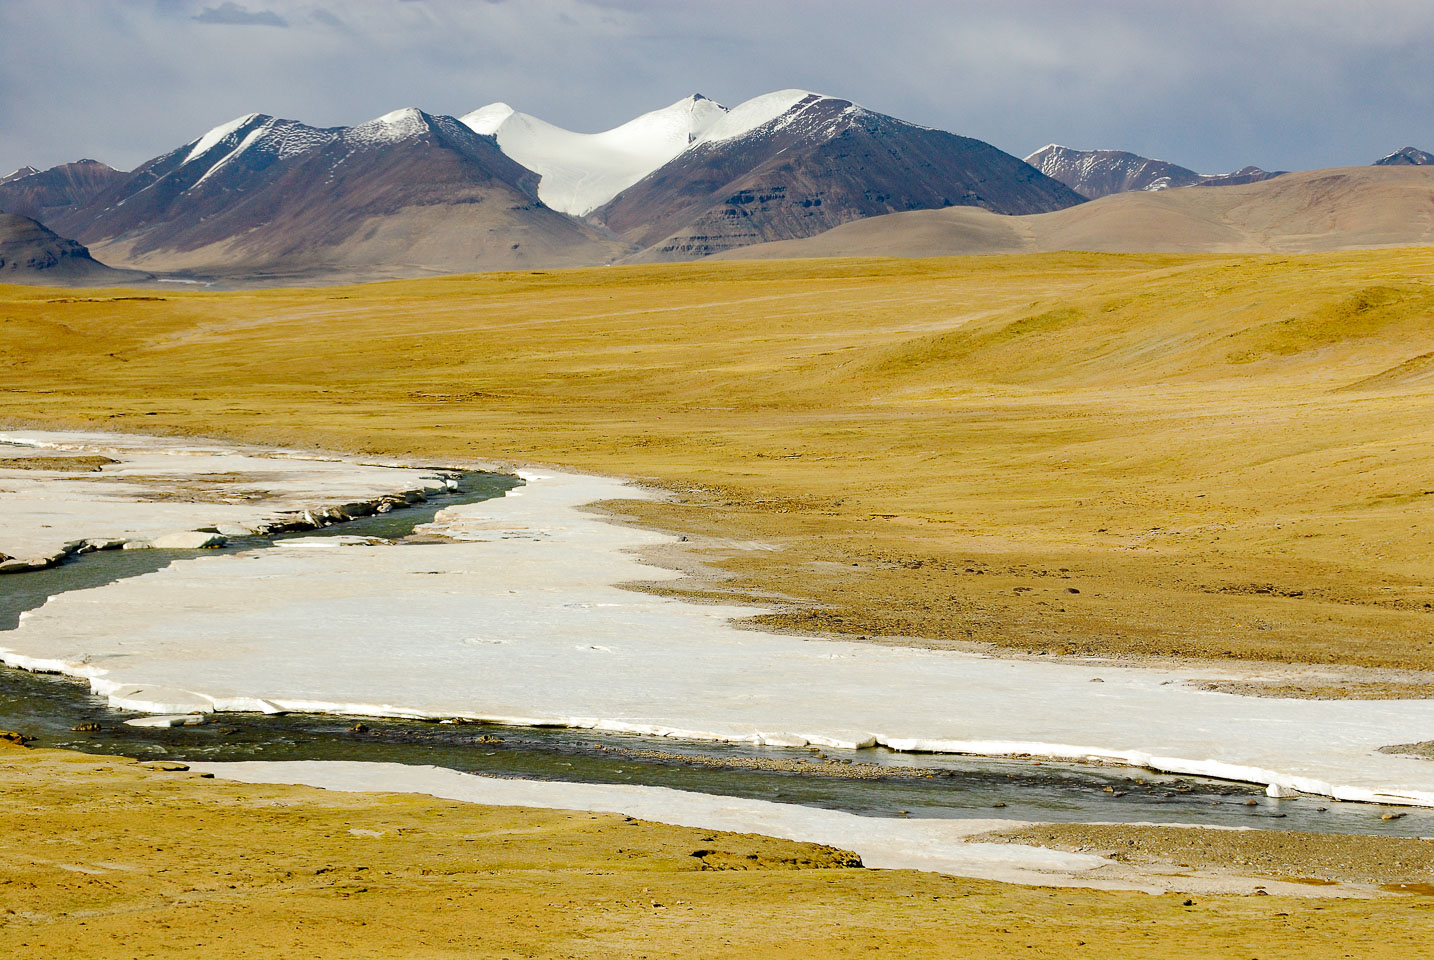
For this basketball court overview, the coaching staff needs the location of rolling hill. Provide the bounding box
[0,213,150,285]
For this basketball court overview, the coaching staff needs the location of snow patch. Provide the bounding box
[690,89,821,147]
[1,165,39,184]
[190,124,269,189]
[461,102,516,136]
[458,94,729,215]
[184,113,262,164]
[345,107,431,147]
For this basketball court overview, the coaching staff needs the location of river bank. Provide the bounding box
[4,741,1434,960]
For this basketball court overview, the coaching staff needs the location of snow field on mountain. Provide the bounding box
[689,88,822,147]
[183,113,262,164]
[459,95,729,215]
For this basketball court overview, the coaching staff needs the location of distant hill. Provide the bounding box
[595,90,1086,260]
[1374,147,1434,166]
[0,160,127,224]
[713,165,1434,260]
[0,213,151,285]
[1024,145,1283,199]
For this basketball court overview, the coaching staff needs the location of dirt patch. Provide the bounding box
[1198,681,1434,700]
[0,455,117,472]
[69,471,279,502]
[984,823,1434,887]
[1380,741,1434,759]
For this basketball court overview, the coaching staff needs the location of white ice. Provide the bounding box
[5,453,1434,806]
[0,429,458,564]
[459,94,729,216]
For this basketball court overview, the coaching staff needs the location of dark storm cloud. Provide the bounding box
[193,2,289,27]
[2,0,1432,177]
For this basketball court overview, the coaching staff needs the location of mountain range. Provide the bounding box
[1,88,1430,284]
[0,89,1088,281]
[1022,145,1284,199]
[1374,146,1434,166]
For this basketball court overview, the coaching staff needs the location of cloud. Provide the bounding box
[193,3,287,27]
[309,8,350,32]
[2,0,1432,177]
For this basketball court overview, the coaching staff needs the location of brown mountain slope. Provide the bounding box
[595,93,1083,261]
[1024,145,1282,199]
[0,213,151,286]
[0,160,127,225]
[52,111,629,282]
[715,165,1434,260]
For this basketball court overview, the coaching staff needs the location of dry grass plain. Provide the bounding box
[4,251,1434,674]
[5,251,1434,955]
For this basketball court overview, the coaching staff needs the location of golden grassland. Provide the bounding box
[5,251,1434,672]
[6,252,1434,954]
[4,745,1432,960]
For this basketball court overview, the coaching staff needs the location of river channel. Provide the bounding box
[3,471,1431,839]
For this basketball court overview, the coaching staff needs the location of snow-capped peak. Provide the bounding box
[462,103,516,136]
[184,113,263,164]
[689,89,825,147]
[606,93,728,148]
[374,106,426,126]
[171,115,339,193]
[1024,144,1068,162]
[457,94,730,216]
[1,165,39,183]
[346,107,439,147]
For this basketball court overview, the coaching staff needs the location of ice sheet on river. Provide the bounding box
[0,430,456,565]
[6,467,1434,806]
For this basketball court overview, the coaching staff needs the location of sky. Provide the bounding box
[2,0,1432,176]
